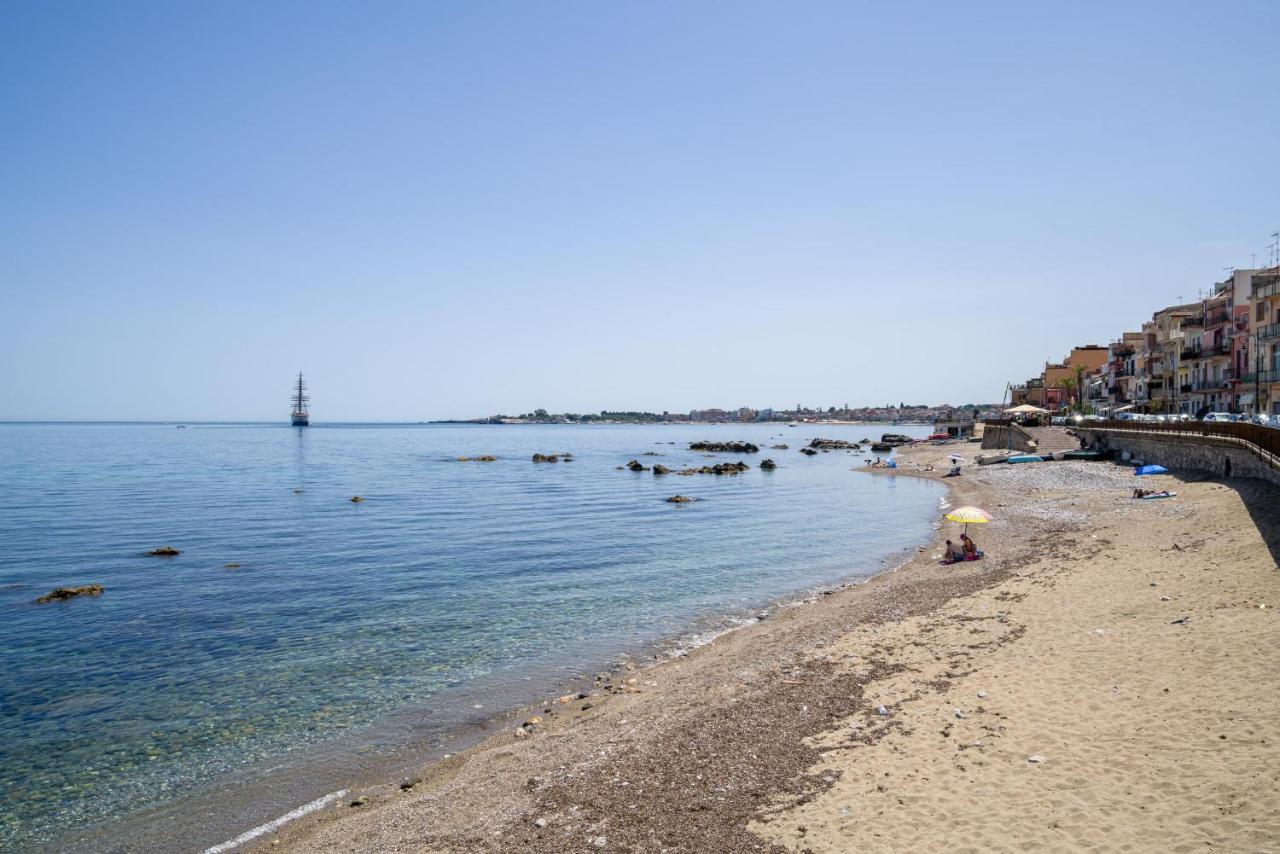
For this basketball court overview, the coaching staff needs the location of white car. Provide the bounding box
[1202,412,1233,423]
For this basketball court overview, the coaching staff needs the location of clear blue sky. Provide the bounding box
[3,1,1279,420]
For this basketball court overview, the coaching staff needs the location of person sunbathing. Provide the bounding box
[961,534,982,559]
[943,540,965,563]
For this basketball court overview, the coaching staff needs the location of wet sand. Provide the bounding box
[261,444,1280,852]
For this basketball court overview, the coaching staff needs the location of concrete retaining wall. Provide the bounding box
[981,424,1036,453]
[1077,427,1280,486]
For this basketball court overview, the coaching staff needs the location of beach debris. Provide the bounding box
[1161,595,1171,601]
[1171,616,1190,625]
[977,690,988,699]
[1027,754,1047,764]
[514,727,530,738]
[954,709,966,719]
[876,705,889,716]
[349,795,369,807]
[147,546,181,557]
[652,464,670,475]
[689,441,759,453]
[534,817,548,828]
[399,777,421,791]
[35,585,104,604]
[759,458,777,470]
[350,496,365,503]
[665,495,695,503]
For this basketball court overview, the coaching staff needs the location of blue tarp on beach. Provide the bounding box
[1135,464,1168,476]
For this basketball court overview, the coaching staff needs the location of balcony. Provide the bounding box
[1181,315,1204,328]
[1180,346,1200,360]
[1179,383,1193,394]
[1252,274,1280,301]
[1258,322,1280,342]
[1204,308,1231,328]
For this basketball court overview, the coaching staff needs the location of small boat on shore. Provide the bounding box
[1063,449,1106,460]
[976,452,1012,465]
[1008,454,1043,464]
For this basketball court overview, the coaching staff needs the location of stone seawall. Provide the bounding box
[1077,427,1280,487]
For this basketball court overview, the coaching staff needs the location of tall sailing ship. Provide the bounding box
[290,373,310,426]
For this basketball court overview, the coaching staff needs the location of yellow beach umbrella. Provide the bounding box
[944,505,992,534]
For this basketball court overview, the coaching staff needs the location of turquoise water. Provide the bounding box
[0,422,941,851]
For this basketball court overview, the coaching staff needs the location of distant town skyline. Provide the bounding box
[4,3,1280,421]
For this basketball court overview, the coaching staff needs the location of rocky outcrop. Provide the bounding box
[532,453,572,463]
[688,441,759,453]
[759,458,777,470]
[880,433,914,446]
[36,585,104,604]
[147,546,181,557]
[665,495,696,503]
[799,447,818,456]
[652,464,671,475]
[870,443,893,452]
[676,461,750,475]
[626,459,648,471]
[809,438,858,450]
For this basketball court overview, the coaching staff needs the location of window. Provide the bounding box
[1259,302,1268,322]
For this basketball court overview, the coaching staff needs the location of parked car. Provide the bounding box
[1202,412,1233,423]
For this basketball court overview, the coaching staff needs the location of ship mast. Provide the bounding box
[292,373,309,414]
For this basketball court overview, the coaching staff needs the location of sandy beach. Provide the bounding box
[264,444,1280,853]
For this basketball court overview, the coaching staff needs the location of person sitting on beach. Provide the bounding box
[961,533,979,558]
[944,539,965,563]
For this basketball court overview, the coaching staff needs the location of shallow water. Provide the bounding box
[0,422,942,850]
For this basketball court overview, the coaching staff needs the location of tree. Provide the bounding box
[1057,377,1077,413]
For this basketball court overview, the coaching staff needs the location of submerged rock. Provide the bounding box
[223,563,242,569]
[666,494,696,503]
[147,546,181,557]
[675,461,750,475]
[770,444,789,450]
[652,464,671,475]
[688,441,760,453]
[799,448,818,456]
[35,585,104,604]
[350,496,365,503]
[456,456,497,462]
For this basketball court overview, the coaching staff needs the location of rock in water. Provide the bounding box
[799,448,818,456]
[666,495,695,503]
[688,441,760,453]
[35,585,105,604]
[147,546,181,556]
[652,464,670,475]
[626,459,647,471]
[350,496,365,503]
[759,458,777,470]
[770,444,789,449]
[531,453,559,463]
[809,438,859,450]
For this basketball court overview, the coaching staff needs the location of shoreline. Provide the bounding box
[259,444,1280,852]
[238,447,982,851]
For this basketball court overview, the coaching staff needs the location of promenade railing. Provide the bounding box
[1089,419,1280,463]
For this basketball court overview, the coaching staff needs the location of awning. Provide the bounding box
[1003,404,1050,414]
[1112,404,1135,412]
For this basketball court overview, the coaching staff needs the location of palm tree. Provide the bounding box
[1057,377,1077,413]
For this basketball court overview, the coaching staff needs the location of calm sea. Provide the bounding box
[0,422,942,851]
